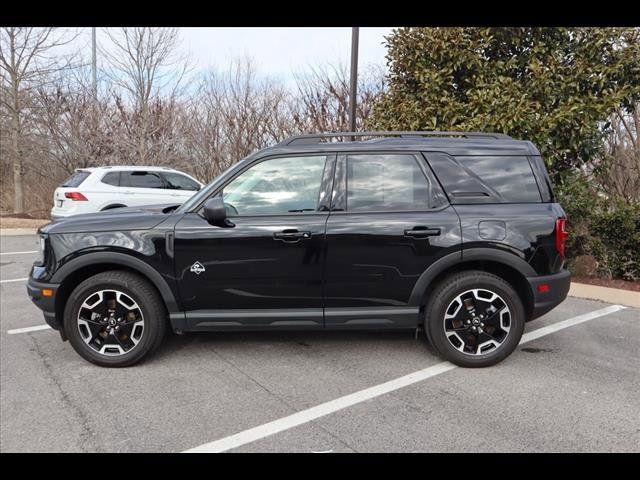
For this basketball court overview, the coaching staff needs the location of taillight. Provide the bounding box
[64,192,88,201]
[555,218,569,259]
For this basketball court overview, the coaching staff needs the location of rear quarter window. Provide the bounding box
[61,171,91,188]
[425,153,542,204]
[101,172,120,186]
[456,156,542,203]
[162,172,200,191]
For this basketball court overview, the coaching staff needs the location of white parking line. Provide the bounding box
[183,304,626,453]
[0,277,28,284]
[0,250,37,255]
[7,325,52,335]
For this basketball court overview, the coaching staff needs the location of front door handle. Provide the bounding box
[404,226,441,238]
[273,230,311,243]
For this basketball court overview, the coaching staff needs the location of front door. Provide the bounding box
[174,154,334,330]
[323,152,462,328]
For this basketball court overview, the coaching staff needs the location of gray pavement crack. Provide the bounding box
[30,336,99,452]
[207,347,359,452]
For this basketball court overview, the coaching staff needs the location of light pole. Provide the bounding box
[349,27,359,134]
[92,27,97,98]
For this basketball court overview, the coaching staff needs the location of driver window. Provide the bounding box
[222,155,327,216]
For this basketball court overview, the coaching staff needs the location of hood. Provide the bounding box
[40,203,181,235]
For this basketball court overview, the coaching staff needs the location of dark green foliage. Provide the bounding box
[373,27,640,280]
[556,174,640,281]
[371,27,640,178]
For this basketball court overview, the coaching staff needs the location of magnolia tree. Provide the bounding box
[371,27,640,180]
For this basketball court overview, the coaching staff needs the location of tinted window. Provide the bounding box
[162,172,200,191]
[346,154,435,212]
[222,156,326,215]
[61,171,90,187]
[101,172,120,186]
[528,156,553,202]
[455,156,541,203]
[123,171,165,189]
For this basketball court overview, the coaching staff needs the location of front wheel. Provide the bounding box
[424,271,525,368]
[63,271,166,367]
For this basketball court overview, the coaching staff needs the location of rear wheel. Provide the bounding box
[424,271,525,368]
[63,271,166,367]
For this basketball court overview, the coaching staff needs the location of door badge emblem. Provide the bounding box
[190,261,206,275]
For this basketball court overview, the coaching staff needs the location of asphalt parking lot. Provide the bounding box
[1,234,639,453]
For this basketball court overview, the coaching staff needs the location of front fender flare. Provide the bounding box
[51,251,180,313]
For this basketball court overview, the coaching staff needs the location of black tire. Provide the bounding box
[63,271,167,367]
[424,270,525,368]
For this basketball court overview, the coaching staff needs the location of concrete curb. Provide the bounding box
[569,282,639,309]
[0,228,39,236]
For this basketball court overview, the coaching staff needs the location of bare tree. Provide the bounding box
[100,27,191,165]
[0,29,386,215]
[183,59,292,182]
[599,106,640,203]
[291,63,385,133]
[32,69,115,175]
[0,27,77,213]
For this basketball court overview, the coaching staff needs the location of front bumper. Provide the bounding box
[27,277,61,331]
[526,269,571,320]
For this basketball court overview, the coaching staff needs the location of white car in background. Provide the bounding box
[51,166,203,220]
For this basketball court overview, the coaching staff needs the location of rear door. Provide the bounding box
[323,152,462,328]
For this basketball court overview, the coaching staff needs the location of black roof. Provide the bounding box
[259,132,540,157]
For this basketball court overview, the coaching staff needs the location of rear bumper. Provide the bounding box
[27,278,61,331]
[526,269,571,320]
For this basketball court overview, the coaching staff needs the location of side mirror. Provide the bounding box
[203,196,235,227]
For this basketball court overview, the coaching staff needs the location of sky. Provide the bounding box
[71,27,395,89]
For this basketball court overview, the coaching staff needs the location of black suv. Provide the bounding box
[28,131,571,368]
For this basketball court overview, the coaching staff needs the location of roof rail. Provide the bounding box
[278,131,512,146]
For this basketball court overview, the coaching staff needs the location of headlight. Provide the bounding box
[36,234,46,264]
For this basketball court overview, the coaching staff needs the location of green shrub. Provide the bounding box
[556,174,640,281]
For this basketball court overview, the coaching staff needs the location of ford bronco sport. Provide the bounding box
[28,131,571,368]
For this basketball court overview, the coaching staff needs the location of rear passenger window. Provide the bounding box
[122,171,165,189]
[455,156,541,203]
[346,154,440,212]
[101,172,120,186]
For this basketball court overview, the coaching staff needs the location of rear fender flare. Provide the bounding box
[408,248,536,306]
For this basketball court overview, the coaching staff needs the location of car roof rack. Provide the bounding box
[278,131,512,146]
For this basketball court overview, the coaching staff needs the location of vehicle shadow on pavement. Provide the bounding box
[155,329,438,360]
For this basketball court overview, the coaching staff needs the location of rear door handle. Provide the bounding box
[273,230,311,243]
[404,227,441,238]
